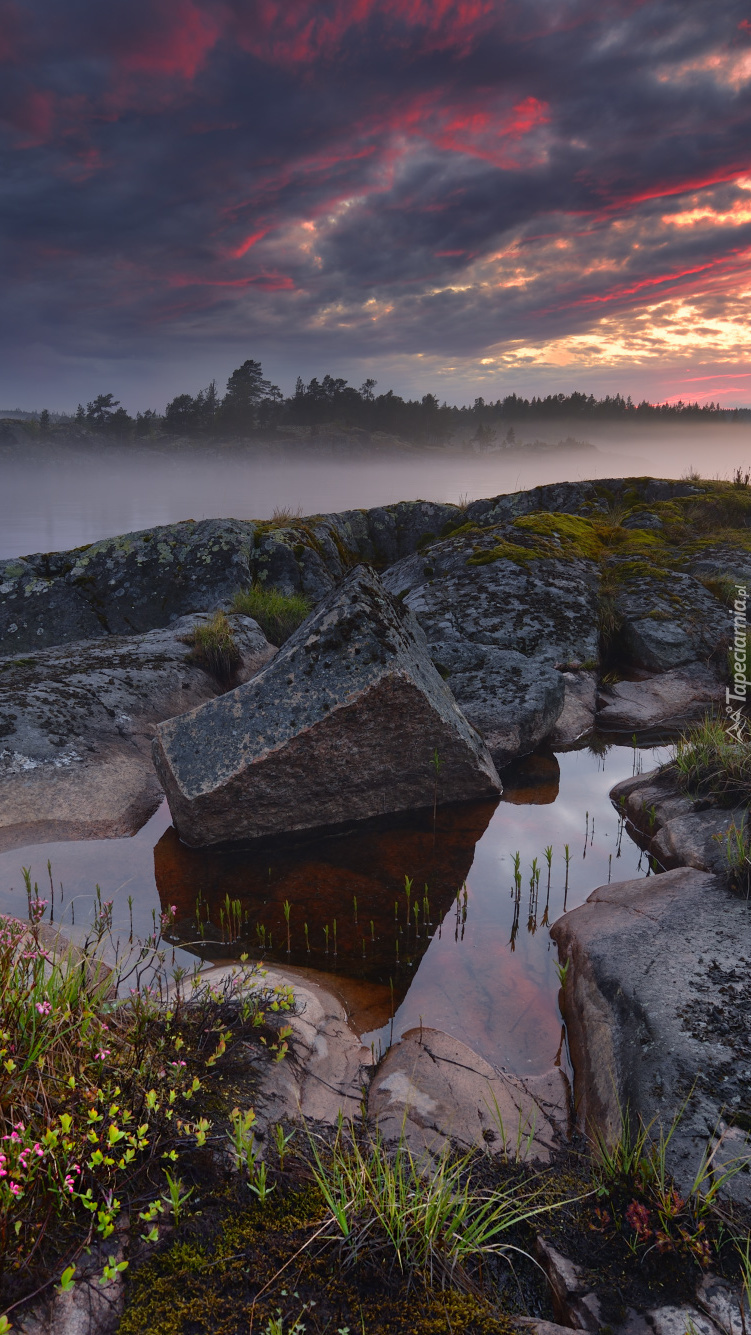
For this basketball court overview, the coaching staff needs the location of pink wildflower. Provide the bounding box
[36,999,52,1016]
[95,1049,111,1060]
[9,1182,21,1196]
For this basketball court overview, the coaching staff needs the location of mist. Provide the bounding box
[2,420,750,561]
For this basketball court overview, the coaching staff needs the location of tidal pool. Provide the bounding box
[0,740,666,1077]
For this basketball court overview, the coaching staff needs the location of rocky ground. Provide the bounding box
[1,475,748,844]
[0,613,274,849]
[2,475,751,1331]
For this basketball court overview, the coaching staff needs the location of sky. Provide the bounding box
[2,0,751,412]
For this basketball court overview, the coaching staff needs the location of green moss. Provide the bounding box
[416,531,436,550]
[467,539,537,567]
[607,559,671,583]
[514,511,604,561]
[120,1182,521,1335]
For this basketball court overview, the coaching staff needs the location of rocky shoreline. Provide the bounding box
[3,474,748,844]
[2,474,750,1330]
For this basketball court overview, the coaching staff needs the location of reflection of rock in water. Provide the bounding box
[499,751,559,806]
[154,800,497,1004]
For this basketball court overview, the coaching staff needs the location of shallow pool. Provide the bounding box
[0,740,665,1077]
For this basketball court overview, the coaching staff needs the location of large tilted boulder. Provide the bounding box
[152,566,502,846]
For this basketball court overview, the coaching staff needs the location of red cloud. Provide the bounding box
[230,228,270,258]
[236,0,496,65]
[3,86,55,142]
[118,0,221,79]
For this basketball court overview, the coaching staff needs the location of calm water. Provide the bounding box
[0,741,665,1077]
[0,445,648,559]
[4,423,751,560]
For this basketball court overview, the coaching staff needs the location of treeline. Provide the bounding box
[40,359,751,441]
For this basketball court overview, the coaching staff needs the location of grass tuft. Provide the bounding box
[232,584,312,645]
[270,505,304,526]
[182,611,241,683]
[306,1117,569,1292]
[668,714,751,807]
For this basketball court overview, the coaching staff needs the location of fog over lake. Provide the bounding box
[2,421,750,559]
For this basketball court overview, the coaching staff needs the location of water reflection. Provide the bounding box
[498,752,559,805]
[0,741,668,1075]
[154,801,498,1010]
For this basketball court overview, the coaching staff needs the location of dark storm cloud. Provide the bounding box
[1,0,751,403]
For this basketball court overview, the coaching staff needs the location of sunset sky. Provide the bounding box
[2,0,751,410]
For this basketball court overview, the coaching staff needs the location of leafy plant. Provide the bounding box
[0,890,294,1312]
[162,1170,193,1226]
[592,1098,749,1265]
[232,584,312,645]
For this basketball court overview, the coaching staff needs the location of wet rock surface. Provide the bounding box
[153,566,501,846]
[368,1027,566,1161]
[597,663,725,732]
[610,767,747,874]
[0,613,274,849]
[551,866,751,1203]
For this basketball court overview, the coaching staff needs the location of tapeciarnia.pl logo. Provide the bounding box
[726,583,749,741]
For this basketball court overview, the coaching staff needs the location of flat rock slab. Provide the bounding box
[0,613,274,848]
[597,663,725,732]
[154,565,501,846]
[367,1027,564,1161]
[551,867,751,1202]
[610,769,746,875]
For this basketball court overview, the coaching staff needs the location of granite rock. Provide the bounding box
[551,866,751,1202]
[382,523,599,763]
[367,1027,565,1161]
[612,566,731,672]
[0,613,274,849]
[153,565,502,847]
[597,663,725,731]
[609,768,747,874]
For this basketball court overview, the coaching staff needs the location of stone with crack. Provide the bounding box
[153,566,502,847]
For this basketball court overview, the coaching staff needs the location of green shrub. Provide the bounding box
[182,611,241,683]
[717,817,751,896]
[0,882,293,1312]
[232,585,311,645]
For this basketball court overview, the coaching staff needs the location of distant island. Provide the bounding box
[1,357,750,452]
